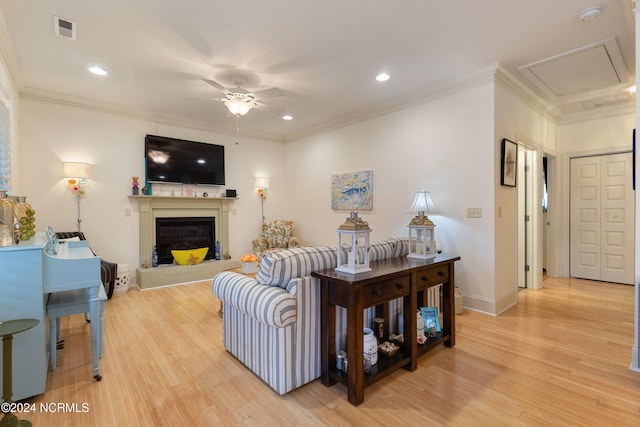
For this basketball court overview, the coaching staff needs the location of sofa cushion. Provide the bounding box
[367,241,395,261]
[257,246,338,288]
[383,237,409,257]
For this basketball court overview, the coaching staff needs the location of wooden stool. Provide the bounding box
[47,285,107,381]
[0,318,39,427]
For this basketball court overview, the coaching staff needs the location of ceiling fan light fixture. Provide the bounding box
[224,98,253,116]
[376,72,390,82]
[282,114,293,121]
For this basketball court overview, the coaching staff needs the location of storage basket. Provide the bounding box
[114,263,130,294]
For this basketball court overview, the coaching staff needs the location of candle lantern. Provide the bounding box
[336,212,372,274]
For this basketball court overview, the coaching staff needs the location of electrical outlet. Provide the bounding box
[466,207,482,218]
[124,208,131,217]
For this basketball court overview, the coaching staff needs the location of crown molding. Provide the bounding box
[19,86,284,143]
[494,63,560,121]
[15,64,634,145]
[0,6,23,93]
[285,64,501,142]
[555,103,635,125]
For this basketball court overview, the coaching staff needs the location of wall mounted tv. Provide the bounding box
[145,134,225,185]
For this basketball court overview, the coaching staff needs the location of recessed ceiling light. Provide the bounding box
[88,66,107,76]
[282,114,293,121]
[578,7,601,21]
[376,73,390,82]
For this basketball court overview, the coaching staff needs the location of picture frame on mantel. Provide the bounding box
[501,138,517,187]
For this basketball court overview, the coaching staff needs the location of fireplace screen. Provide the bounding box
[155,217,215,264]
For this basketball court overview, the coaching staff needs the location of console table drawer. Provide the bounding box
[363,275,410,306]
[415,264,449,289]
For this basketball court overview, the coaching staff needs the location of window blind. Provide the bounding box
[0,101,10,192]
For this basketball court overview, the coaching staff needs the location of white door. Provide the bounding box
[570,153,634,284]
[517,147,534,288]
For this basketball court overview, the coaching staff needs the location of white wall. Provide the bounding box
[15,98,288,283]
[286,83,497,312]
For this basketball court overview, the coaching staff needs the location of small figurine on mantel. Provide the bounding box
[132,176,139,195]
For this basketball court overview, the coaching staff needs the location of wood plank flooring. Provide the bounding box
[15,277,640,426]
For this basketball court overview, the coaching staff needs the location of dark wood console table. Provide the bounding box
[312,254,460,405]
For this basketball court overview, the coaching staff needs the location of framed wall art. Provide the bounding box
[501,138,517,187]
[331,170,373,210]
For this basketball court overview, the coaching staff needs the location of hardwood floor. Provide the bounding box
[17,277,640,426]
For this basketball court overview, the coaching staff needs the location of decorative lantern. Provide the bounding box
[407,191,438,260]
[336,212,372,274]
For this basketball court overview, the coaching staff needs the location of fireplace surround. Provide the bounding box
[131,195,238,288]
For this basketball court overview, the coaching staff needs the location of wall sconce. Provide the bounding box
[63,161,93,232]
[407,190,439,260]
[255,177,270,225]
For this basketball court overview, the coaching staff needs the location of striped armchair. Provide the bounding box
[55,231,117,299]
[211,238,410,395]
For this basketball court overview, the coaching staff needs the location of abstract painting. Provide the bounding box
[331,170,373,210]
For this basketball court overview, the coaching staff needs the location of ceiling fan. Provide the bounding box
[202,76,285,117]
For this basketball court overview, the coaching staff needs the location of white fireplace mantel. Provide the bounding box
[130,195,238,288]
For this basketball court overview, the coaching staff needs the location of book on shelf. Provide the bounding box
[419,306,441,333]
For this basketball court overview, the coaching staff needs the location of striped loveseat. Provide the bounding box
[211,238,408,395]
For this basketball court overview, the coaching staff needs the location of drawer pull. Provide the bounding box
[421,276,429,282]
[438,271,445,277]
[395,282,403,289]
[373,289,382,296]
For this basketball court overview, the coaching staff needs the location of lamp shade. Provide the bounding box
[408,191,439,215]
[254,177,270,190]
[225,99,253,116]
[63,162,93,179]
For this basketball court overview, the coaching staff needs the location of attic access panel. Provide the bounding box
[517,38,629,98]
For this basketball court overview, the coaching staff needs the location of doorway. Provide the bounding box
[569,153,634,284]
[517,146,536,288]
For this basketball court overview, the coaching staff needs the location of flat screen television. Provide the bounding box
[145,134,225,185]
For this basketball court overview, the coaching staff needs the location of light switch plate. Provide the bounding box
[466,207,482,218]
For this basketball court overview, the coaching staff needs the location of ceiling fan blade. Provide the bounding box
[229,87,249,95]
[255,101,285,115]
[202,78,227,92]
[251,87,283,99]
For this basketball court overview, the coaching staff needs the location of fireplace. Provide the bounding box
[155,217,215,264]
[133,195,237,289]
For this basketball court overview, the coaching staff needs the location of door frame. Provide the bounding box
[515,135,547,291]
[517,146,534,288]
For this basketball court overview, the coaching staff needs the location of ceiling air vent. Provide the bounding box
[53,16,77,40]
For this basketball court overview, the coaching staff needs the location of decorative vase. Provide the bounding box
[0,190,15,246]
[242,261,258,274]
[363,327,378,366]
[417,310,427,344]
